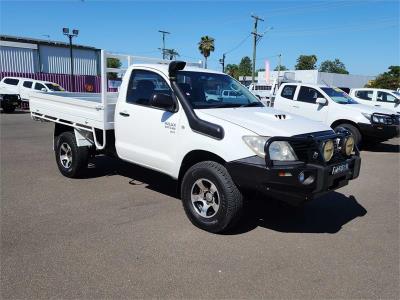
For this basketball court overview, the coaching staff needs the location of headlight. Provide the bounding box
[269,141,298,161]
[242,136,269,158]
[322,140,334,161]
[362,112,389,124]
[342,136,355,156]
[361,113,371,122]
[242,136,298,161]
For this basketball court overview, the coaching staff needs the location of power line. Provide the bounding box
[224,33,251,55]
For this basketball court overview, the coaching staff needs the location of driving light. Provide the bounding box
[242,136,269,158]
[269,141,298,161]
[298,171,315,185]
[322,140,334,161]
[342,136,355,156]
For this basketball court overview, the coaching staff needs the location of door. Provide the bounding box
[274,84,297,111]
[352,89,375,107]
[292,86,329,122]
[376,91,400,113]
[20,80,34,100]
[115,69,181,174]
[34,82,47,92]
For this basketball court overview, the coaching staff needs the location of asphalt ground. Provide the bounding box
[1,111,399,299]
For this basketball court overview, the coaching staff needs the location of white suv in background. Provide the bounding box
[248,83,273,102]
[349,88,400,114]
[0,77,65,102]
[274,83,399,145]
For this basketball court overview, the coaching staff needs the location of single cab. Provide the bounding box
[30,51,361,233]
[274,83,399,145]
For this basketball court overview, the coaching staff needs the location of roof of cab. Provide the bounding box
[127,63,225,77]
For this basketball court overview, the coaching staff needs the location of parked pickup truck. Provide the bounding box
[0,77,65,109]
[30,51,361,233]
[274,83,399,146]
[349,88,400,114]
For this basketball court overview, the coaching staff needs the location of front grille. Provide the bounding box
[290,131,350,165]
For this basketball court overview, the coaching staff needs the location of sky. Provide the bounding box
[0,0,399,75]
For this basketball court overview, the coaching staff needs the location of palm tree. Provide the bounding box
[198,36,215,69]
[225,64,239,79]
[164,49,180,60]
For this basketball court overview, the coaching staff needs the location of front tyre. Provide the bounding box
[55,131,89,178]
[334,123,362,147]
[181,161,243,233]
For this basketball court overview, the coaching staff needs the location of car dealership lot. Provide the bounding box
[1,112,399,299]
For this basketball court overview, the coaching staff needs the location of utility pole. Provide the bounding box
[219,53,226,72]
[277,53,282,84]
[251,15,264,84]
[158,30,170,59]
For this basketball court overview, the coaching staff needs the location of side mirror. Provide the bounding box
[150,93,175,111]
[316,97,328,105]
[41,88,47,92]
[394,98,400,104]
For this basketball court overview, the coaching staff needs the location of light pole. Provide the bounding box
[63,28,79,92]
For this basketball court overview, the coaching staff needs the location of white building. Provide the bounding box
[257,70,376,90]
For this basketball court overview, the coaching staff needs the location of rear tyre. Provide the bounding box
[334,123,362,147]
[55,131,89,178]
[2,105,15,113]
[181,161,243,233]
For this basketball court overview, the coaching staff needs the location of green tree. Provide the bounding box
[365,66,400,89]
[295,55,317,70]
[319,59,349,74]
[164,49,180,60]
[225,64,239,79]
[198,36,215,69]
[274,65,287,71]
[238,56,252,77]
[107,58,122,80]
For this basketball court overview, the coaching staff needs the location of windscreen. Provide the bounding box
[45,83,65,91]
[321,87,358,104]
[176,71,263,109]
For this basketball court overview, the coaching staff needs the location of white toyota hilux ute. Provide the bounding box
[30,51,361,233]
[349,88,400,114]
[274,83,399,146]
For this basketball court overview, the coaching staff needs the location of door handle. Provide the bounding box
[374,105,381,107]
[119,111,130,117]
[292,105,299,108]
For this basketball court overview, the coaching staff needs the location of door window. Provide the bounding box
[297,86,323,104]
[281,85,297,100]
[126,70,171,106]
[34,83,46,91]
[377,91,397,103]
[23,81,33,88]
[3,78,19,85]
[355,90,373,101]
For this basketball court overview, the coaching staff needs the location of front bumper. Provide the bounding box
[358,122,399,141]
[227,155,361,206]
